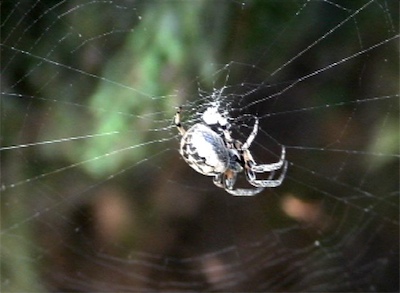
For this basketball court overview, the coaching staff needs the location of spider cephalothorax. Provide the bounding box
[174,105,287,196]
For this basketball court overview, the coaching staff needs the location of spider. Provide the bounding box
[174,105,288,196]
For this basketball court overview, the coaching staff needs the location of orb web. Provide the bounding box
[1,0,398,292]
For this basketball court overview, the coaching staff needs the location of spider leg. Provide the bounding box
[241,117,259,150]
[174,106,186,135]
[213,174,224,188]
[223,170,237,190]
[225,187,265,196]
[247,160,288,188]
[247,146,286,173]
[222,169,264,196]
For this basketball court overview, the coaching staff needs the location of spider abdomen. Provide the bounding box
[180,124,229,176]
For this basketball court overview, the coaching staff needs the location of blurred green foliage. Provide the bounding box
[61,1,233,177]
[1,0,398,291]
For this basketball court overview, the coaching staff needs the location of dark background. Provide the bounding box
[1,0,399,291]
